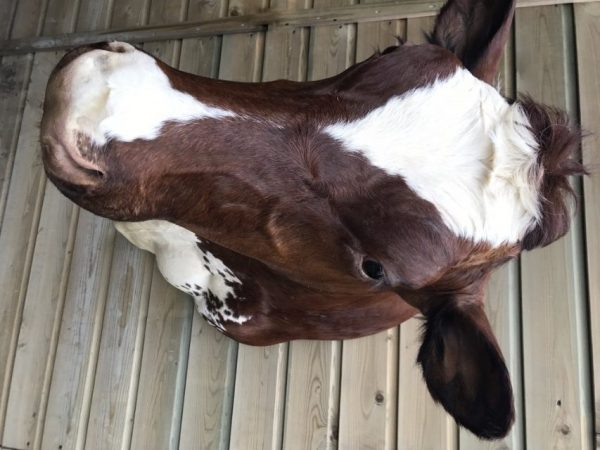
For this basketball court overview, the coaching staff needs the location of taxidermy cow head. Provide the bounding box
[39,0,585,439]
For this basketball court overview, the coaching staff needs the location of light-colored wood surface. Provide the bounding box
[0,0,79,446]
[0,0,45,228]
[3,0,600,56]
[0,49,54,445]
[516,5,593,449]
[339,329,399,450]
[0,1,598,449]
[0,0,18,39]
[0,1,44,422]
[575,3,600,446]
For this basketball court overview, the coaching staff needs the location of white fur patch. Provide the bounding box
[64,41,235,145]
[114,219,250,331]
[324,68,541,246]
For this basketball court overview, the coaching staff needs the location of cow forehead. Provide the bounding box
[324,68,541,247]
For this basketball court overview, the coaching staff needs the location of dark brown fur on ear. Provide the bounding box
[520,97,587,250]
[427,0,515,84]
[417,299,514,439]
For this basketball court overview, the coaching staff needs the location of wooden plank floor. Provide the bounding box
[0,1,598,449]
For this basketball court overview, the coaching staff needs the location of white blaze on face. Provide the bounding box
[64,41,236,146]
[114,220,251,331]
[324,68,541,246]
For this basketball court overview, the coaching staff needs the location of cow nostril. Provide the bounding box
[362,259,385,280]
[41,138,105,184]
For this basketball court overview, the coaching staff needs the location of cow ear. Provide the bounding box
[430,0,515,84]
[417,297,514,439]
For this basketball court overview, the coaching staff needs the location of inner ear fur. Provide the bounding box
[429,0,516,84]
[417,296,514,439]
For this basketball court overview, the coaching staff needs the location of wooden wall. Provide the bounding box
[0,0,598,448]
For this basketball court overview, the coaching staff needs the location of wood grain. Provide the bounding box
[129,269,194,450]
[6,0,49,40]
[0,0,80,447]
[339,330,399,450]
[0,1,45,408]
[0,0,43,229]
[229,344,289,449]
[0,49,54,447]
[2,0,599,56]
[263,0,311,82]
[0,0,18,40]
[516,5,593,449]
[40,214,116,450]
[83,240,154,449]
[179,319,237,450]
[574,3,600,447]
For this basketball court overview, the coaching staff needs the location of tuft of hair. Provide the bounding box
[520,96,587,251]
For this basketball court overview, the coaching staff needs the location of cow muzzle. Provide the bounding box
[40,42,135,189]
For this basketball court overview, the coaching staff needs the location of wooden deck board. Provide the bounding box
[574,3,600,446]
[516,5,593,448]
[0,49,55,445]
[0,0,47,229]
[40,213,116,450]
[0,0,44,421]
[0,0,80,446]
[0,1,598,449]
[0,0,18,40]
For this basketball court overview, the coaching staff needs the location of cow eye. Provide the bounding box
[362,259,385,280]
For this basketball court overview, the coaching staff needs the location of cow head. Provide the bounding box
[40,0,585,439]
